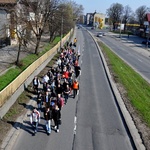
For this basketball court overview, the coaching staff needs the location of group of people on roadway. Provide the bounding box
[30,38,81,135]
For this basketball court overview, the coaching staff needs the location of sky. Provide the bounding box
[74,0,150,15]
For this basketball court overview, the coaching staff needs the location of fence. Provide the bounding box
[0,29,73,108]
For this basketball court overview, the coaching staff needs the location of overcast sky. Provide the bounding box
[74,0,150,15]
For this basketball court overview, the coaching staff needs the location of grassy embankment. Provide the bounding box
[0,36,61,91]
[98,41,150,128]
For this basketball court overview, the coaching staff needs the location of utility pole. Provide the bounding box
[119,18,122,39]
[60,14,63,50]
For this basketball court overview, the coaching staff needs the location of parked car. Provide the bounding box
[142,40,150,45]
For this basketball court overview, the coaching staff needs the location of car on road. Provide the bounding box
[97,32,106,37]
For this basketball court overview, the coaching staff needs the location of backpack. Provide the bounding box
[58,97,64,107]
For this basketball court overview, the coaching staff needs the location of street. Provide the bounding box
[88,27,150,83]
[11,27,136,150]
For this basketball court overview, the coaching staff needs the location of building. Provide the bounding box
[0,0,17,47]
[85,13,93,25]
[85,11,105,29]
[93,12,105,29]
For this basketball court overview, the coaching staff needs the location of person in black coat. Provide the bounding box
[55,83,63,96]
[43,106,53,135]
[52,104,61,133]
[74,64,81,78]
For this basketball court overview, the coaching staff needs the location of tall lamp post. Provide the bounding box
[119,18,123,38]
[60,13,63,50]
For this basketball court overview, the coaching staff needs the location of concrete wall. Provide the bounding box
[0,29,73,119]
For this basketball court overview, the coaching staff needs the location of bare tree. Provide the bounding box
[128,13,136,24]
[7,3,30,66]
[19,0,61,55]
[106,3,124,30]
[122,5,132,32]
[135,5,149,26]
[48,1,83,43]
[69,1,84,22]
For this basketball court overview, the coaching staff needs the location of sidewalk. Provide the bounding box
[1,28,77,150]
[107,32,150,58]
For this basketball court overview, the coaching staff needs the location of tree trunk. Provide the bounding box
[124,21,127,33]
[49,31,55,43]
[16,42,21,66]
[34,35,41,55]
[113,22,116,31]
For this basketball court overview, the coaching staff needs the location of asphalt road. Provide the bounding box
[89,27,150,83]
[11,28,135,150]
[101,36,150,81]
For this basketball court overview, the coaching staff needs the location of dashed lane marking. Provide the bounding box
[74,116,77,135]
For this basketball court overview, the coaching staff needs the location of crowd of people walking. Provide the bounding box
[30,38,81,135]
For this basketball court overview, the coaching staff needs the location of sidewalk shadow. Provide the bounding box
[7,120,47,136]
[18,103,35,111]
[7,121,33,135]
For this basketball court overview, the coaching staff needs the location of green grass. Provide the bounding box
[0,32,73,91]
[98,41,150,127]
[0,38,58,91]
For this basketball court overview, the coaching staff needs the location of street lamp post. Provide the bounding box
[119,18,123,38]
[60,14,63,50]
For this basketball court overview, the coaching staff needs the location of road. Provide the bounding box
[11,28,135,150]
[89,27,150,82]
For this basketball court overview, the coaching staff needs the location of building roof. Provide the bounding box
[0,0,17,4]
[146,13,150,22]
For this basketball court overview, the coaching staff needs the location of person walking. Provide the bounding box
[73,38,77,47]
[72,79,79,98]
[63,84,70,104]
[52,104,61,133]
[74,63,81,78]
[43,106,53,135]
[37,91,43,111]
[57,94,64,110]
[32,76,40,94]
[30,108,40,135]
[43,91,51,107]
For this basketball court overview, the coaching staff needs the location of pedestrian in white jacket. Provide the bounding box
[30,108,40,134]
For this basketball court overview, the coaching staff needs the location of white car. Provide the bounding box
[97,32,103,37]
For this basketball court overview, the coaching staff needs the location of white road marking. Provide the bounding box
[74,116,77,134]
